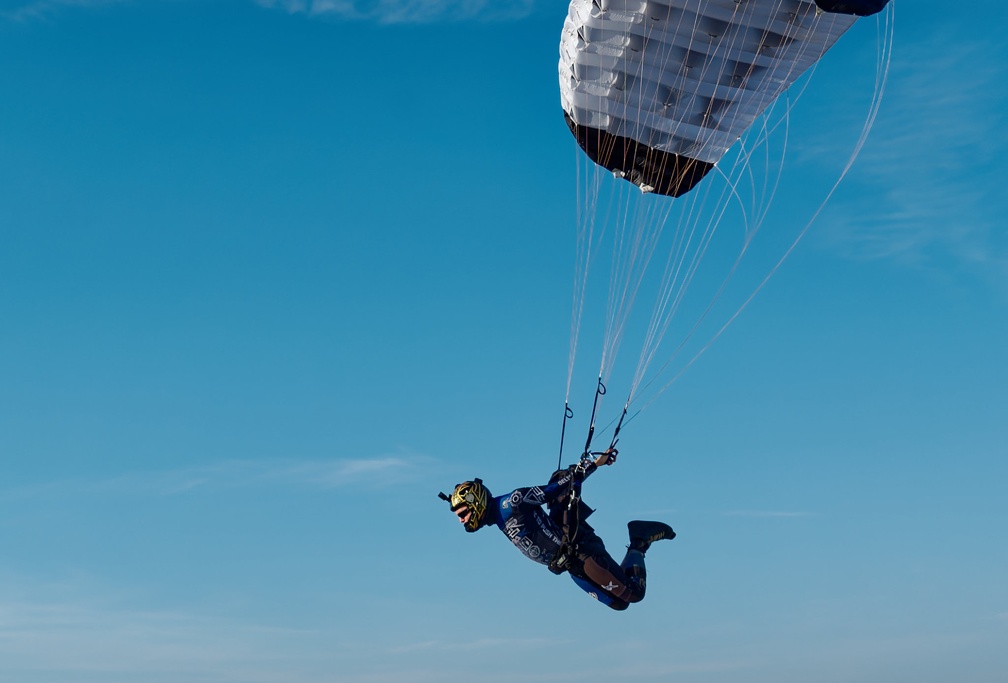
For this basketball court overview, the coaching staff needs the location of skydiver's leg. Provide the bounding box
[580,550,646,605]
[568,573,630,611]
[616,520,677,600]
[571,535,646,608]
[619,546,647,595]
[568,522,675,609]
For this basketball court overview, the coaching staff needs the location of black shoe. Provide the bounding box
[627,520,675,553]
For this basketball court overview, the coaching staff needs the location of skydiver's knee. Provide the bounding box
[626,579,647,603]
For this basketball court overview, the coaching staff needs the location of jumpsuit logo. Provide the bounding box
[504,517,543,560]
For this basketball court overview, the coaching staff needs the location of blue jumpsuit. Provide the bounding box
[483,462,648,610]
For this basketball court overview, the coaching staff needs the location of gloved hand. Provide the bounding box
[594,448,618,467]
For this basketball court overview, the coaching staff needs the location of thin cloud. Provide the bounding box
[723,510,812,518]
[0,580,584,683]
[0,592,329,682]
[817,33,1008,287]
[637,507,680,518]
[254,0,536,23]
[389,636,568,654]
[0,455,431,499]
[1,0,538,23]
[0,0,127,22]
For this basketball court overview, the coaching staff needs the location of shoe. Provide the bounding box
[627,520,675,553]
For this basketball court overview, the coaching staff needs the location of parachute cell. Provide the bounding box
[558,0,891,197]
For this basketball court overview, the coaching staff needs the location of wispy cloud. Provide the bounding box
[0,591,335,683]
[0,577,587,683]
[2,0,537,23]
[0,588,306,683]
[723,510,812,518]
[389,636,568,654]
[0,0,127,22]
[817,33,1008,288]
[0,454,431,499]
[253,0,536,23]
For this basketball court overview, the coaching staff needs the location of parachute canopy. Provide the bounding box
[559,0,891,197]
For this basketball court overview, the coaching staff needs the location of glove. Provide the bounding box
[594,448,618,467]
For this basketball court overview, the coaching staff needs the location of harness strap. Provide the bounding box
[548,464,588,574]
[548,504,580,574]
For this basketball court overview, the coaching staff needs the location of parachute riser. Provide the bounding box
[581,376,606,459]
[556,402,575,471]
[607,402,629,453]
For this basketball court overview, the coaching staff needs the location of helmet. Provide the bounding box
[450,478,490,532]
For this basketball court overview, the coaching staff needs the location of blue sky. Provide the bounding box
[1,1,1006,681]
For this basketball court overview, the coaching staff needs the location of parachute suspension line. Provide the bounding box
[714,4,841,231]
[749,90,791,231]
[749,7,850,224]
[565,115,619,466]
[868,6,896,142]
[567,99,613,454]
[603,136,687,369]
[628,40,786,404]
[629,6,877,409]
[633,3,897,415]
[568,101,618,400]
[566,118,624,466]
[591,0,701,391]
[560,0,894,431]
[630,197,712,398]
[622,0,811,403]
[631,156,767,402]
[737,6,834,226]
[632,6,678,175]
[594,0,758,402]
[623,195,722,404]
[596,183,628,381]
[630,161,746,400]
[568,146,592,400]
[600,184,663,389]
[628,6,882,412]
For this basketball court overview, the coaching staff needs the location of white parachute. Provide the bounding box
[556,0,894,452]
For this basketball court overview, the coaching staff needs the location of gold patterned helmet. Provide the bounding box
[449,478,490,532]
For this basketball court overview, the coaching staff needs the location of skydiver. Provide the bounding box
[440,448,675,610]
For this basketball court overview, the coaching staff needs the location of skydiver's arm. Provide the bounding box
[515,449,618,506]
[509,473,583,507]
[539,448,616,501]
[593,448,618,468]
